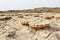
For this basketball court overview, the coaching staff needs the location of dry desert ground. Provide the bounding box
[0,13,60,40]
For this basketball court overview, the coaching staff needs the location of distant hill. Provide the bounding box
[0,7,60,13]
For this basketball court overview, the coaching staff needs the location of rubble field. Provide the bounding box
[0,13,60,40]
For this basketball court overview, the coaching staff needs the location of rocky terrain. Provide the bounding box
[0,13,60,40]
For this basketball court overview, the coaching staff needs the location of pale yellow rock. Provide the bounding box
[33,30,51,40]
[29,20,50,29]
[43,15,54,19]
[0,16,12,21]
[47,33,58,40]
[0,37,6,40]
[0,13,60,40]
[55,14,60,19]
[6,17,23,30]
[20,18,29,25]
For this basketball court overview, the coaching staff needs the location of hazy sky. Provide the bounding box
[0,0,60,10]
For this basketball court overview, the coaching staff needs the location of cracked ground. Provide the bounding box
[0,13,60,40]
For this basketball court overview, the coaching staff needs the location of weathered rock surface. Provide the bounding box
[0,13,60,40]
